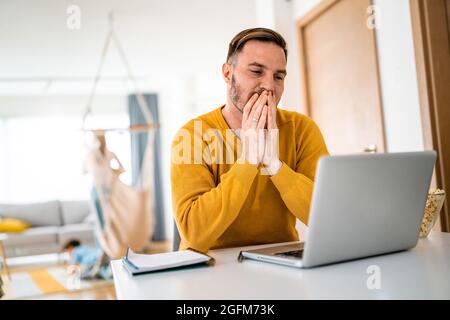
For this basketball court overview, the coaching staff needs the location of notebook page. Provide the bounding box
[127,250,210,270]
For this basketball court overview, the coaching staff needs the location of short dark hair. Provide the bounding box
[226,27,288,64]
[63,239,81,250]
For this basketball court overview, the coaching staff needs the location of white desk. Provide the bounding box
[111,231,450,299]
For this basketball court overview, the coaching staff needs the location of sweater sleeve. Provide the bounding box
[171,128,258,253]
[270,118,329,224]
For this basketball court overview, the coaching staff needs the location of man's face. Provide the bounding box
[227,40,287,112]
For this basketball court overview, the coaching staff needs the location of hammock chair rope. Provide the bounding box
[82,11,157,258]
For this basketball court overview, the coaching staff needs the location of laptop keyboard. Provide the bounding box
[275,249,304,258]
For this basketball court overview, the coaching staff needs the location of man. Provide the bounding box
[171,28,329,253]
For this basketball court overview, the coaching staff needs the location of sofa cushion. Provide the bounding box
[0,218,31,233]
[0,201,62,226]
[3,226,59,246]
[61,201,91,225]
[58,223,96,248]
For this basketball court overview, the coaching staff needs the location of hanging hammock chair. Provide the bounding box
[82,12,157,259]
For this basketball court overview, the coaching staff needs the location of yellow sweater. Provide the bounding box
[171,106,329,252]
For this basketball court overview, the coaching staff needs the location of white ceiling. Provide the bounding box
[0,0,258,95]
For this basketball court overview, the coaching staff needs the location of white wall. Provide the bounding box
[374,0,424,152]
[255,0,276,29]
[253,0,319,112]
[0,0,256,81]
[0,95,127,118]
[0,119,7,200]
[292,0,322,19]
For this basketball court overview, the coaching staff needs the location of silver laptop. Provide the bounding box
[239,151,437,268]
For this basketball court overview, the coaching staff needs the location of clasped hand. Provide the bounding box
[237,90,281,175]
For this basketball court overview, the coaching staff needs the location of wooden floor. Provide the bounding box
[34,283,117,300]
[1,240,171,300]
[0,258,116,300]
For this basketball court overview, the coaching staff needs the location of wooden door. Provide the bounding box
[297,0,385,155]
[410,0,450,232]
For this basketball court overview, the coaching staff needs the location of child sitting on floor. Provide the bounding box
[63,239,111,280]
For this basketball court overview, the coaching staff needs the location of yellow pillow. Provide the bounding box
[0,218,31,233]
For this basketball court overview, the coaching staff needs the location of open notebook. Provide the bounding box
[122,248,215,275]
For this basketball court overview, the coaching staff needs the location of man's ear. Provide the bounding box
[222,63,232,85]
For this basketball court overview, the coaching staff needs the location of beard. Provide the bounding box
[230,75,266,113]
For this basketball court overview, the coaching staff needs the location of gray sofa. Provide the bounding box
[0,200,97,258]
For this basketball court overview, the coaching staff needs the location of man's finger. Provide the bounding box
[243,93,259,123]
[268,92,277,129]
[257,105,268,130]
[250,99,265,129]
[248,92,268,125]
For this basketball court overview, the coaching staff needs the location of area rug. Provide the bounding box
[2,266,112,299]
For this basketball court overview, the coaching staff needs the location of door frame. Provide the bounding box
[410,0,450,232]
[296,0,386,152]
